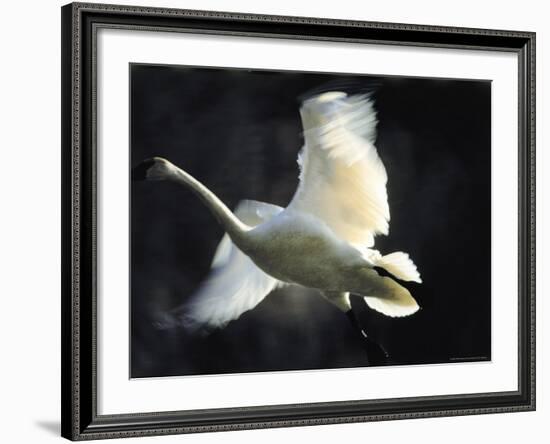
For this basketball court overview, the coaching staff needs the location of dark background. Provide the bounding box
[130,64,491,378]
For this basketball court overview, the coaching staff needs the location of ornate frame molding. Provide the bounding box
[61,2,535,440]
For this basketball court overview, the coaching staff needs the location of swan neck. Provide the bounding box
[170,168,249,242]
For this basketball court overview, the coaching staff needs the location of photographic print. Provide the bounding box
[62,5,535,438]
[130,64,491,379]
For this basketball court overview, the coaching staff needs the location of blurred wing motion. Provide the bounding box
[156,200,283,332]
[289,94,389,247]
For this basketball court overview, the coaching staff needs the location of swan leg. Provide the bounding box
[321,291,351,312]
[345,308,389,366]
[322,291,389,365]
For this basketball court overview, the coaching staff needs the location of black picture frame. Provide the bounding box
[61,2,536,440]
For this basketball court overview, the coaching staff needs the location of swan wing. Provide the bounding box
[158,200,284,331]
[289,93,389,247]
[180,244,281,331]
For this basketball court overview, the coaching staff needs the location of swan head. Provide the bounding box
[132,156,178,181]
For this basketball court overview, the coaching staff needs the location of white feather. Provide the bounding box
[181,246,281,331]
[160,200,284,331]
[375,251,422,283]
[289,93,389,247]
[363,293,420,318]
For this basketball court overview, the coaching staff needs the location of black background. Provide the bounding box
[130,64,491,378]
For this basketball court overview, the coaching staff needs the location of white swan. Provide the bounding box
[135,91,421,363]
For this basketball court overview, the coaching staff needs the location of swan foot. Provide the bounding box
[345,310,389,366]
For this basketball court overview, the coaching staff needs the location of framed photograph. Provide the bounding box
[61,2,535,440]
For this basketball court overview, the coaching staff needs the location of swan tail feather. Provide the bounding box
[354,268,420,318]
[363,275,420,318]
[375,251,422,283]
[363,293,419,318]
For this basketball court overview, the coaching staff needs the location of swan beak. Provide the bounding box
[132,158,157,181]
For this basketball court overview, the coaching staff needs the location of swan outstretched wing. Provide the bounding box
[289,93,389,247]
[156,200,284,332]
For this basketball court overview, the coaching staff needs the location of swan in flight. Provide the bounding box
[134,91,422,364]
